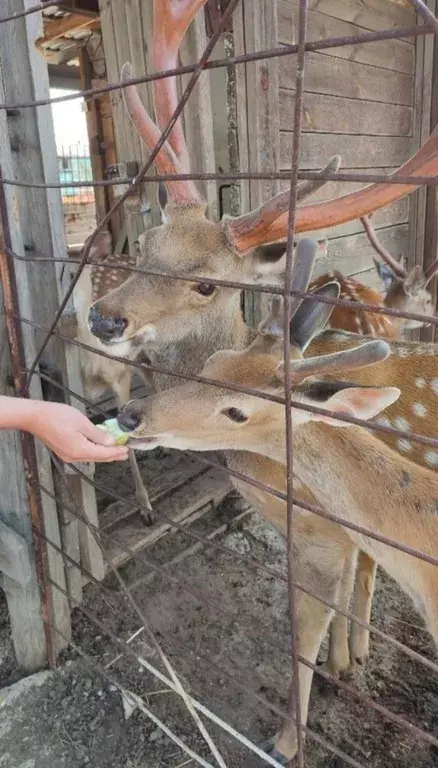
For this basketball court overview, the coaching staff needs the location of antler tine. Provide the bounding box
[121,62,201,204]
[226,125,438,253]
[153,0,208,171]
[225,156,341,253]
[296,155,341,202]
[283,339,391,382]
[361,214,406,279]
[424,256,438,284]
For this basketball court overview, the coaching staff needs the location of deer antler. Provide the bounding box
[284,340,391,383]
[121,0,208,204]
[153,0,207,169]
[360,214,407,279]
[225,125,438,253]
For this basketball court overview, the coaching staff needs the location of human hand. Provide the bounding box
[26,401,129,463]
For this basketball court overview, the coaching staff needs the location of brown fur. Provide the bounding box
[121,334,438,762]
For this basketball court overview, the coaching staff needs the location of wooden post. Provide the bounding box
[233,0,280,326]
[179,6,217,218]
[0,1,104,597]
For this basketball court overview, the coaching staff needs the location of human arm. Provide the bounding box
[0,396,128,463]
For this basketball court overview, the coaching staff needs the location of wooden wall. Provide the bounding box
[235,0,429,294]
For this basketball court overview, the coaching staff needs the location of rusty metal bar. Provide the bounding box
[0,24,433,111]
[0,169,55,667]
[16,315,438,452]
[5,170,438,188]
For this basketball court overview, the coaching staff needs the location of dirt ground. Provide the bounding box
[1,452,437,768]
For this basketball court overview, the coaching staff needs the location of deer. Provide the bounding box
[310,213,438,338]
[82,0,438,696]
[303,216,438,676]
[66,229,155,522]
[116,246,438,765]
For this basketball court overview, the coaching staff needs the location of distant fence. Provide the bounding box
[58,145,96,245]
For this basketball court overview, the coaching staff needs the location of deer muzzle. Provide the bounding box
[88,304,128,344]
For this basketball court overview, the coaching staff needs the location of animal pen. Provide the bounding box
[0,0,438,766]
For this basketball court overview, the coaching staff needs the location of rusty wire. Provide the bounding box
[0,24,431,111]
[0,1,437,766]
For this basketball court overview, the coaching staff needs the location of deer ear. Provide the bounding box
[289,281,340,352]
[373,258,395,291]
[158,181,168,222]
[404,265,427,294]
[312,386,401,426]
[87,230,112,263]
[252,242,287,275]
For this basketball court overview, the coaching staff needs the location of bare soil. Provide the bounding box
[1,452,437,768]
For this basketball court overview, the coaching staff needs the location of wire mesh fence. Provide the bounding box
[0,1,437,768]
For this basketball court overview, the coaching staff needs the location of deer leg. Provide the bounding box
[325,548,358,676]
[114,370,155,526]
[243,522,350,767]
[349,552,377,667]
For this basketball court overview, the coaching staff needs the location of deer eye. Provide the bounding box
[193,282,216,297]
[222,407,248,423]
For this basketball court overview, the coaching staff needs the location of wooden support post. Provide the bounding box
[0,1,104,604]
[180,6,217,218]
[233,0,280,326]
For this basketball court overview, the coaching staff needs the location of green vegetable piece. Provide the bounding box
[96,418,129,445]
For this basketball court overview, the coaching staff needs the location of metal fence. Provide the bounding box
[0,2,437,768]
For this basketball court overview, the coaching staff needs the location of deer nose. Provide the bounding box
[88,305,128,343]
[117,406,142,433]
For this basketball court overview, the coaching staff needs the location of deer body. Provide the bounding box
[118,273,437,765]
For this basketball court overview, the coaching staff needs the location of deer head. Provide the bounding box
[117,238,395,453]
[361,214,438,332]
[87,0,438,354]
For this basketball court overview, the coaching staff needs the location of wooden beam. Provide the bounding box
[0,1,104,638]
[39,11,97,45]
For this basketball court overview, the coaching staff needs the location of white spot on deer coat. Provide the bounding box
[424,450,438,467]
[412,402,427,417]
[431,378,438,393]
[397,439,412,453]
[415,377,426,389]
[376,416,391,428]
[393,416,411,432]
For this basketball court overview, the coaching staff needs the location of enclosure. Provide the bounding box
[1,1,438,767]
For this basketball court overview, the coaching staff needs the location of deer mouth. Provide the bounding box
[126,436,160,450]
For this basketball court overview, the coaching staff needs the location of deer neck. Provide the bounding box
[149,291,252,390]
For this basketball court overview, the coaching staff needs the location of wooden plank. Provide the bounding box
[22,3,103,589]
[232,2,250,213]
[38,11,96,44]
[423,3,438,342]
[180,6,217,217]
[278,1,414,74]
[79,49,109,225]
[409,2,436,276]
[105,466,231,570]
[233,0,280,326]
[280,133,411,169]
[280,0,415,31]
[0,0,79,665]
[279,52,414,106]
[280,89,413,136]
[313,223,410,276]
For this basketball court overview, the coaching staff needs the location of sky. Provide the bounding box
[50,88,89,155]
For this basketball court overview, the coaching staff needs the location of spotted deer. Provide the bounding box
[84,0,438,689]
[310,213,438,338]
[306,214,438,674]
[67,229,155,521]
[117,256,438,765]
